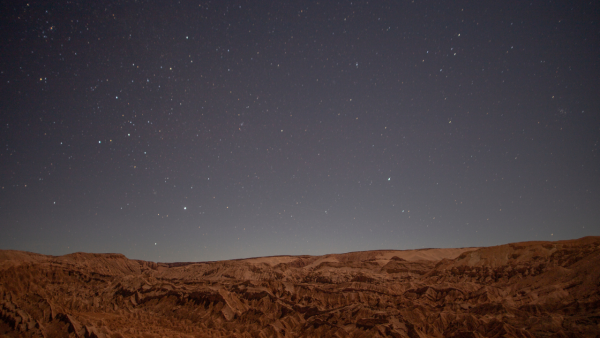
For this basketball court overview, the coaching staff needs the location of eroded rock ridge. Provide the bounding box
[1,237,599,337]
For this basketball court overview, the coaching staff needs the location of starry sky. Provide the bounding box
[1,1,599,263]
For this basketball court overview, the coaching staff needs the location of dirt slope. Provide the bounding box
[1,237,599,337]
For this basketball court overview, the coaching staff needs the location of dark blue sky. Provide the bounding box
[1,0,599,262]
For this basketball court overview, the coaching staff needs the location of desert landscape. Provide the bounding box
[1,236,599,338]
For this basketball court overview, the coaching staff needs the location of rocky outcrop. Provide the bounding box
[0,237,599,337]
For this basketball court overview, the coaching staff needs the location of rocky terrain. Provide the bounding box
[1,237,599,337]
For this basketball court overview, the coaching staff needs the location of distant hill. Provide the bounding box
[1,237,599,337]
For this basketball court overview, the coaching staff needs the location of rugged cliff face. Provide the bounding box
[1,237,599,338]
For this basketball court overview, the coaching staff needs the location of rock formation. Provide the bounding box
[1,236,599,337]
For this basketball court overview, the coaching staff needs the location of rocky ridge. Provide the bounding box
[1,236,599,337]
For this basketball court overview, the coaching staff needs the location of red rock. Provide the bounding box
[0,237,599,337]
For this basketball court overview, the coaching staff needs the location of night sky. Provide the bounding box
[1,1,599,263]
